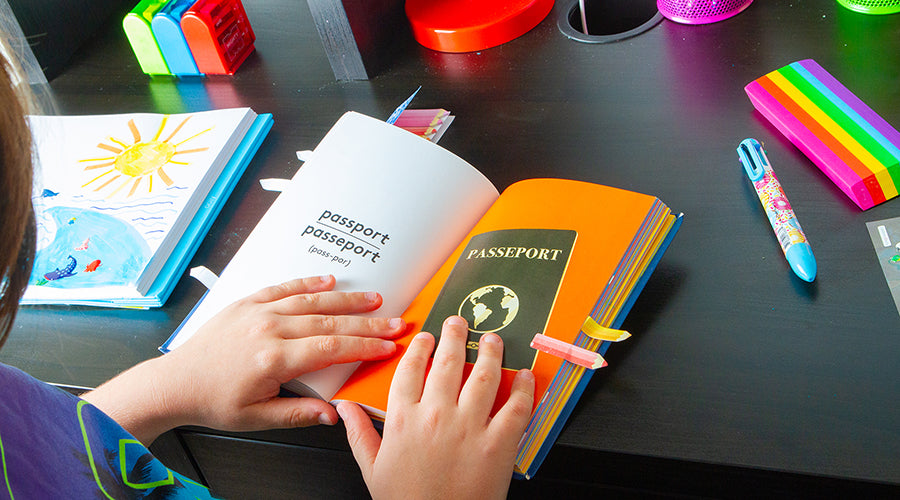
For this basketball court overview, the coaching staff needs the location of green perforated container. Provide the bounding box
[837,0,900,14]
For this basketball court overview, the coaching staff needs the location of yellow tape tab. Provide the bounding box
[581,317,631,342]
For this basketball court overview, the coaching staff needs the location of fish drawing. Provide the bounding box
[75,238,90,251]
[43,255,77,281]
[84,259,101,272]
[39,189,58,198]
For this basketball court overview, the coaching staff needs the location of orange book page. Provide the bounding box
[332,178,660,416]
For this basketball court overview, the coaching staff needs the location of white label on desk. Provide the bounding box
[878,225,891,247]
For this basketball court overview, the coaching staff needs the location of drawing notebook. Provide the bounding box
[162,111,681,479]
[22,108,273,308]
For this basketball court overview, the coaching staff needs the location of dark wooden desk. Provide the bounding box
[5,1,900,497]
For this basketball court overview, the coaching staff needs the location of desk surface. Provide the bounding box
[5,0,900,493]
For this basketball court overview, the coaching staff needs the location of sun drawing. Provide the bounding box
[79,115,211,198]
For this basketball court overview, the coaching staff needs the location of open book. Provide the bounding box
[162,112,682,478]
[22,108,272,308]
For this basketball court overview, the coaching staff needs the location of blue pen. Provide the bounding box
[737,138,817,282]
[386,86,422,124]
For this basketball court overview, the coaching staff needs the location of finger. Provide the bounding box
[386,332,434,410]
[421,316,469,405]
[458,333,504,419]
[337,401,382,486]
[489,368,535,443]
[271,315,406,341]
[238,396,340,430]
[280,336,398,379]
[271,290,384,317]
[250,275,336,303]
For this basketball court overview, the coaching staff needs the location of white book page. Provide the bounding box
[165,112,499,399]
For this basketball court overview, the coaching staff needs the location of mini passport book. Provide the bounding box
[22,108,273,308]
[162,112,682,478]
[745,59,900,210]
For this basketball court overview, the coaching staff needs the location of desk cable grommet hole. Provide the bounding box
[559,0,663,43]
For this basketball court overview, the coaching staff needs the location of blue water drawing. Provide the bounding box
[30,206,151,289]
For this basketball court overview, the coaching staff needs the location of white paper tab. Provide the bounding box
[189,266,219,290]
[259,178,292,192]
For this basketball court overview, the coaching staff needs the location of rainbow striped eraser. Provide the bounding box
[745,59,900,210]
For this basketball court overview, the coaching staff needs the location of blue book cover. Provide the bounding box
[141,113,273,307]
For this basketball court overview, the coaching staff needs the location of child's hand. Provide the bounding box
[338,316,535,500]
[84,275,405,444]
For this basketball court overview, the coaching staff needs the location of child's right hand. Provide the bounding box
[338,315,535,500]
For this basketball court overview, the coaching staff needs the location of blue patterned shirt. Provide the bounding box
[0,362,218,499]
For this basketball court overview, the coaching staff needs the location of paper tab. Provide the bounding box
[530,333,607,369]
[581,317,631,342]
[295,150,313,162]
[189,266,219,289]
[259,178,292,192]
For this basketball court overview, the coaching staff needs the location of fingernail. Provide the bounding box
[380,340,398,352]
[518,369,535,383]
[389,317,404,330]
[318,412,336,425]
[365,291,379,302]
[446,316,467,327]
[318,274,332,283]
[481,333,501,344]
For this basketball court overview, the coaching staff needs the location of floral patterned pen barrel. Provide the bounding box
[737,138,818,282]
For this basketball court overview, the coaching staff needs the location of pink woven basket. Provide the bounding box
[657,0,754,24]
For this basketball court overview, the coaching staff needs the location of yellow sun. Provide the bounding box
[79,115,211,198]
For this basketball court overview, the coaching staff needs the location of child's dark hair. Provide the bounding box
[0,50,36,346]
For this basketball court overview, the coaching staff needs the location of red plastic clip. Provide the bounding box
[181,0,255,75]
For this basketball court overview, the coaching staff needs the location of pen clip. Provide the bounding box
[737,138,769,183]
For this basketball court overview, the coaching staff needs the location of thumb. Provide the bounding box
[336,401,381,483]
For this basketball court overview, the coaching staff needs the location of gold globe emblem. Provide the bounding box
[458,285,520,333]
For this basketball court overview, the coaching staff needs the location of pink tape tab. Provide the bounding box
[530,333,607,370]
